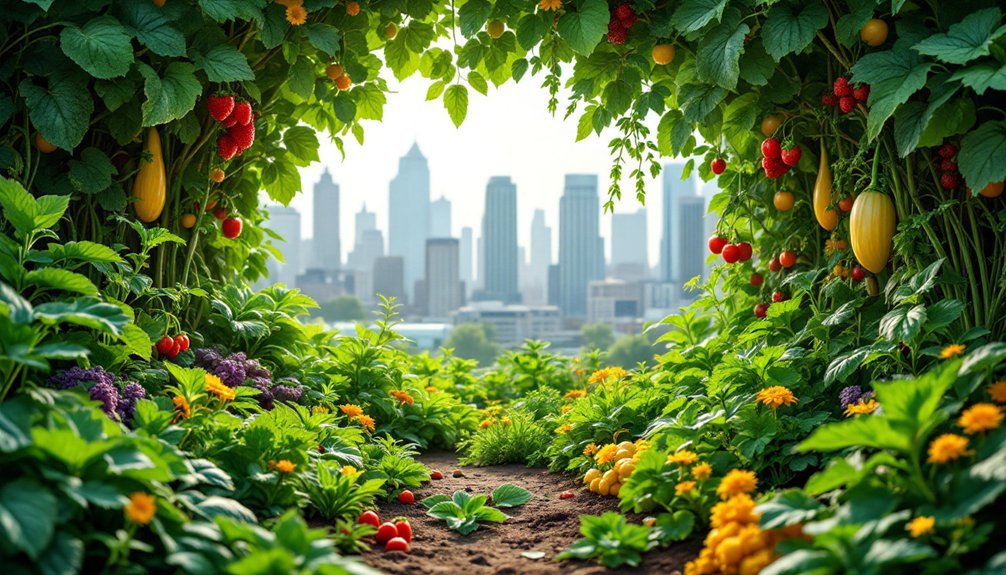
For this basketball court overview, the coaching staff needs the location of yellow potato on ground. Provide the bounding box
[617,441,635,454]
[618,462,635,478]
[589,478,602,493]
[598,478,613,495]
[602,469,618,483]
[584,468,601,484]
[609,482,622,496]
[614,448,633,460]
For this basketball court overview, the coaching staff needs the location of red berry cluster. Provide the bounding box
[208,95,256,161]
[936,143,961,190]
[822,77,869,114]
[155,333,190,360]
[761,138,800,179]
[709,235,752,264]
[607,3,636,44]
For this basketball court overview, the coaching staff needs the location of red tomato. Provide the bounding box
[559,490,575,499]
[385,537,409,553]
[430,470,444,480]
[768,257,782,272]
[721,244,741,264]
[754,303,769,318]
[376,522,398,544]
[708,234,728,254]
[358,510,380,527]
[750,273,763,286]
[710,157,726,175]
[838,196,854,212]
[772,291,786,302]
[166,341,181,359]
[156,336,174,355]
[736,242,753,261]
[779,250,797,268]
[174,334,190,352]
[394,519,412,542]
[398,490,415,504]
[851,266,865,282]
[222,217,243,239]
[213,207,228,220]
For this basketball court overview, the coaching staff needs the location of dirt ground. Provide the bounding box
[360,452,700,575]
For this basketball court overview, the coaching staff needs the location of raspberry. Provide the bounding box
[230,101,252,126]
[761,137,781,159]
[608,18,623,33]
[607,25,627,44]
[833,77,852,97]
[619,12,637,27]
[940,172,960,190]
[207,95,235,123]
[938,143,958,159]
[940,159,957,173]
[218,134,239,161]
[852,84,870,102]
[839,96,856,114]
[614,3,634,21]
[710,157,726,175]
[821,94,838,107]
[762,157,788,179]
[229,121,255,152]
[780,146,801,167]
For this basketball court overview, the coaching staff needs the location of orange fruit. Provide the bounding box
[326,64,344,80]
[346,1,360,16]
[860,19,888,47]
[760,114,782,137]
[773,190,794,211]
[334,74,352,90]
[487,20,504,39]
[152,0,166,6]
[385,22,397,39]
[652,44,675,65]
[209,168,225,183]
[181,213,197,228]
[979,181,1004,198]
[34,132,57,153]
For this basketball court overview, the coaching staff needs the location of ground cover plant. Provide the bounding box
[2,0,1006,574]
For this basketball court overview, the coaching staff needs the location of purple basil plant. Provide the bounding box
[193,348,303,410]
[48,366,146,424]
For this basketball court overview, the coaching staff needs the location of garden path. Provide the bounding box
[361,452,699,575]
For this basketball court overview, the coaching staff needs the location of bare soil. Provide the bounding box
[361,452,700,575]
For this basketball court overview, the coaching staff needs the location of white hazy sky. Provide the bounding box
[289,72,684,267]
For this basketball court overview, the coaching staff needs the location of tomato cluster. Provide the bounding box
[155,333,190,360]
[359,510,411,553]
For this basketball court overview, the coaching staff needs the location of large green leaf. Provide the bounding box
[458,0,491,38]
[24,268,98,296]
[305,23,341,57]
[490,484,532,508]
[60,16,134,79]
[18,74,93,151]
[670,0,728,34]
[959,120,1006,193]
[0,398,32,453]
[874,360,958,425]
[33,297,131,335]
[678,83,725,122]
[695,9,748,90]
[556,0,608,55]
[262,155,301,206]
[37,531,82,575]
[892,74,960,156]
[879,304,927,342]
[118,1,186,57]
[443,84,468,128]
[283,126,320,166]
[0,478,57,559]
[0,177,70,238]
[798,414,912,453]
[756,489,823,529]
[198,0,266,23]
[192,45,254,82]
[138,62,202,127]
[952,62,1006,96]
[761,2,828,61]
[68,147,115,194]
[851,44,933,140]
[913,8,1006,65]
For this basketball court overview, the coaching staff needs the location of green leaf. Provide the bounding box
[120,323,153,360]
[556,0,608,55]
[516,14,547,50]
[0,478,57,559]
[824,347,870,386]
[34,297,130,335]
[913,8,1006,65]
[835,0,877,47]
[19,74,93,151]
[458,0,491,38]
[851,44,933,140]
[60,16,134,79]
[960,342,1006,375]
[879,304,927,342]
[916,98,975,149]
[695,9,748,90]
[952,62,1006,95]
[738,39,774,86]
[472,506,508,523]
[671,0,727,34]
[651,510,694,543]
[491,484,532,508]
[468,71,488,95]
[37,531,83,575]
[892,74,959,156]
[199,0,266,23]
[427,500,462,520]
[799,414,912,453]
[52,241,123,264]
[762,3,828,61]
[0,399,32,453]
[68,147,115,194]
[262,155,302,205]
[959,120,1006,194]
[656,109,693,156]
[443,84,468,128]
[576,107,597,141]
[874,360,958,426]
[286,58,314,99]
[193,45,254,82]
[138,62,202,127]
[756,490,823,529]
[283,126,320,166]
[118,1,186,57]
[678,83,726,122]
[305,23,341,57]
[24,269,98,296]
[421,494,451,509]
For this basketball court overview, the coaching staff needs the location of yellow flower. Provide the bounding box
[285,4,307,25]
[717,469,758,499]
[479,418,494,429]
[692,462,712,480]
[675,480,696,495]
[273,459,296,474]
[583,442,599,457]
[564,389,587,400]
[390,389,415,405]
[710,493,759,528]
[172,395,191,420]
[125,492,156,525]
[907,516,935,538]
[988,380,1006,403]
[595,443,618,465]
[312,406,330,414]
[666,450,698,466]
[755,386,798,410]
[499,416,512,426]
[958,403,1003,434]
[426,386,439,393]
[556,423,572,434]
[340,404,363,417]
[927,433,970,464]
[940,343,966,359]
[588,367,628,384]
[341,465,359,476]
[205,374,235,402]
[561,404,573,413]
[844,399,879,417]
[353,414,375,431]
[538,0,562,11]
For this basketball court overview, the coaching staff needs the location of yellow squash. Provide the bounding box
[849,190,896,273]
[813,144,839,231]
[132,127,166,222]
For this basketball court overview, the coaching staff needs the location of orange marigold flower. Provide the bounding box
[205,374,235,402]
[341,465,359,476]
[479,418,494,429]
[390,389,415,405]
[958,403,1003,434]
[271,459,296,473]
[844,398,879,417]
[594,443,618,465]
[172,395,191,420]
[125,492,156,525]
[588,367,628,384]
[675,480,696,495]
[561,404,573,414]
[564,389,587,400]
[426,386,439,393]
[717,469,758,499]
[988,380,1006,403]
[556,423,572,434]
[499,416,512,426]
[538,0,562,11]
[692,462,712,480]
[583,442,599,457]
[940,343,966,359]
[340,404,364,417]
[927,433,970,464]
[666,450,698,466]
[710,493,760,528]
[353,414,375,430]
[312,405,330,414]
[907,515,935,537]
[285,4,307,25]
[755,386,798,410]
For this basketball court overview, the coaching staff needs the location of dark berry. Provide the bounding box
[940,172,961,190]
[833,77,852,97]
[938,143,958,159]
[839,96,856,114]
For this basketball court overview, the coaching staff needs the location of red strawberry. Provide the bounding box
[358,511,380,527]
[384,537,409,553]
[394,519,412,542]
[772,291,786,303]
[940,172,961,190]
[761,138,781,159]
[166,341,181,360]
[821,94,838,107]
[207,95,235,122]
[833,77,852,97]
[397,490,415,504]
[768,257,781,272]
[376,523,398,544]
[614,3,634,21]
[710,157,727,175]
[229,122,255,152]
[217,134,239,161]
[780,147,801,167]
[607,25,627,44]
[839,96,856,114]
[231,101,252,126]
[852,84,870,102]
[762,157,788,179]
[939,159,957,173]
[222,115,240,129]
[938,143,958,159]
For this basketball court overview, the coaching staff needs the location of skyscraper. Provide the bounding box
[373,256,405,304]
[660,163,699,282]
[388,143,430,304]
[430,197,452,237]
[524,209,551,305]
[354,204,376,245]
[677,194,707,298]
[611,209,649,280]
[481,176,519,303]
[558,174,604,317]
[425,238,463,319]
[313,169,340,271]
[347,204,382,272]
[264,205,301,287]
[460,226,474,297]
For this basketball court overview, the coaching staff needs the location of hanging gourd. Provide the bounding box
[132,127,166,223]
[850,190,896,274]
[814,143,839,231]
